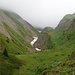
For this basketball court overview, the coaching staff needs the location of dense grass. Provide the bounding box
[12,47,74,75]
[0,53,22,75]
[0,32,28,54]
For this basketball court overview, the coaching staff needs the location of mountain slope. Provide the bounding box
[48,13,75,47]
[56,13,75,30]
[0,9,39,54]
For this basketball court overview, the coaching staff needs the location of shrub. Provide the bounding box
[3,48,8,57]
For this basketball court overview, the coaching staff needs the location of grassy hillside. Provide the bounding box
[11,48,74,75]
[1,10,75,75]
[0,23,29,54]
[0,53,22,75]
[1,44,75,75]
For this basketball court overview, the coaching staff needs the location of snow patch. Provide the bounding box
[35,48,41,51]
[30,37,41,51]
[30,37,38,46]
[38,31,41,33]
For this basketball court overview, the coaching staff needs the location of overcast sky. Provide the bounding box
[0,0,75,28]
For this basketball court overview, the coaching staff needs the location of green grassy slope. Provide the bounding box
[0,22,30,54]
[12,48,74,75]
[1,11,75,75]
[0,53,22,75]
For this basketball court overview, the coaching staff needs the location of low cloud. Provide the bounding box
[0,0,75,28]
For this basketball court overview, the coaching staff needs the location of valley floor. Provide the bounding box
[12,47,75,75]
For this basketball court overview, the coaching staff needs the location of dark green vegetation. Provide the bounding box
[0,53,22,75]
[0,10,75,75]
[12,49,74,75]
[3,48,8,57]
